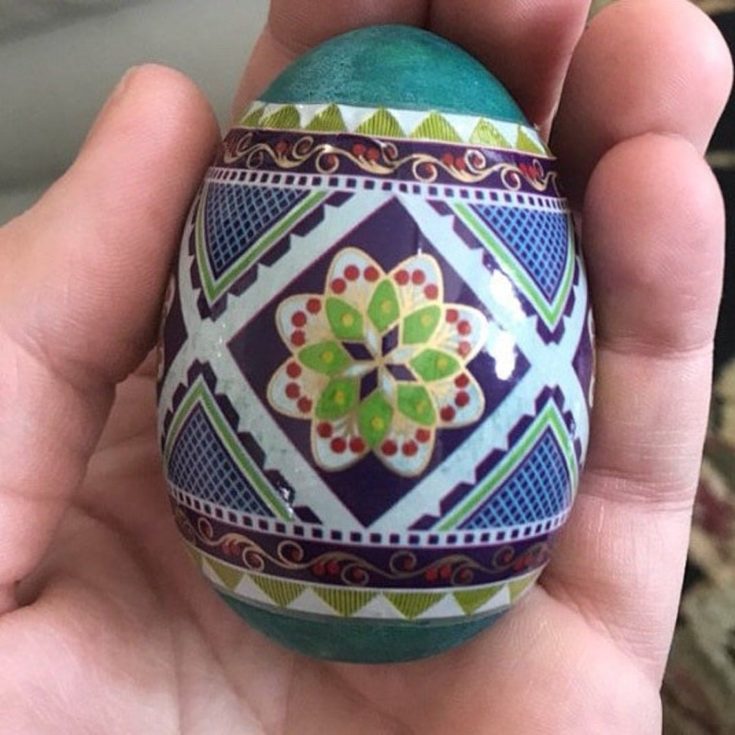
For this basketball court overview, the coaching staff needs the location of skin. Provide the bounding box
[0,0,731,732]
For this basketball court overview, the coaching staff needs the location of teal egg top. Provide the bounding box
[260,25,526,124]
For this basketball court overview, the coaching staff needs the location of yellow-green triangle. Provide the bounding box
[508,571,541,603]
[313,587,377,617]
[470,119,512,148]
[239,105,264,127]
[516,127,545,154]
[261,105,301,130]
[206,558,244,591]
[355,108,405,138]
[250,575,305,607]
[410,112,462,142]
[305,103,347,132]
[453,585,503,615]
[185,545,203,569]
[385,592,444,619]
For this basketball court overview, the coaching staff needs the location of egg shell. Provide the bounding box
[157,25,594,663]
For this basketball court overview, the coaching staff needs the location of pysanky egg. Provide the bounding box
[157,25,594,663]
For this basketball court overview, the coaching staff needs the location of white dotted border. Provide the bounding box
[171,486,568,547]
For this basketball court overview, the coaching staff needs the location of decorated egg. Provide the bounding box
[158,25,594,662]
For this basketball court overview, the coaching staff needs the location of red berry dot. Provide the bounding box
[458,341,472,357]
[285,383,300,399]
[446,308,459,323]
[458,320,472,335]
[330,437,347,454]
[366,147,380,162]
[327,560,340,575]
[402,440,418,457]
[454,373,469,388]
[424,284,439,300]
[441,406,456,422]
[312,562,325,576]
[331,278,346,294]
[416,428,431,443]
[364,265,379,282]
[306,298,321,314]
[381,439,398,456]
[394,269,409,285]
[349,437,366,454]
[317,422,332,438]
[297,397,312,413]
[352,143,366,157]
[291,311,307,327]
[441,152,455,166]
[344,265,359,281]
[425,567,439,582]
[411,270,426,285]
[454,156,467,171]
[286,362,302,378]
[455,391,470,408]
[291,331,305,347]
[439,564,452,580]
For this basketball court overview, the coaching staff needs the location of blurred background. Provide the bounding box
[1,1,733,732]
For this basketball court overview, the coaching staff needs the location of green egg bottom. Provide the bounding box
[220,592,504,663]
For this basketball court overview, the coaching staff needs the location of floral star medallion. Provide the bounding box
[267,247,489,477]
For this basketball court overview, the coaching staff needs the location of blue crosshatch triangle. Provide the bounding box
[470,204,569,301]
[168,404,274,516]
[204,183,308,279]
[460,428,570,529]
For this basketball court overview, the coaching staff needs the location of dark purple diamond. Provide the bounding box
[387,364,415,381]
[381,326,399,356]
[360,369,379,400]
[343,342,373,361]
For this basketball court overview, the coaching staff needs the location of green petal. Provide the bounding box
[305,103,347,132]
[298,341,351,376]
[355,108,405,138]
[357,391,394,448]
[367,279,400,332]
[410,348,460,382]
[315,378,358,420]
[402,306,441,345]
[397,384,436,426]
[326,298,364,341]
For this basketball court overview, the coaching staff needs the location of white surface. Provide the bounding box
[0,0,268,223]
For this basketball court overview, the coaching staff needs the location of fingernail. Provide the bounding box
[83,66,141,146]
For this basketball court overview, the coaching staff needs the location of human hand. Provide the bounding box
[1,1,731,733]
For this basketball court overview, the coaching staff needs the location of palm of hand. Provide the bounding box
[0,2,731,733]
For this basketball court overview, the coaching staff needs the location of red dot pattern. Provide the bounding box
[291,311,306,327]
[440,406,456,422]
[285,383,300,399]
[330,437,347,454]
[364,266,379,282]
[344,265,359,281]
[291,331,305,347]
[349,437,366,454]
[306,298,321,314]
[411,270,426,285]
[416,428,431,443]
[455,373,469,388]
[297,397,312,414]
[402,440,418,457]
[381,440,398,456]
[424,284,438,300]
[286,362,301,378]
[317,422,332,438]
[331,278,346,294]
[455,391,470,408]
[394,270,409,285]
[458,320,471,335]
[458,341,471,357]
[446,308,459,323]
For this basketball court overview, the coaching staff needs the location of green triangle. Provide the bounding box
[260,105,301,130]
[206,558,244,591]
[305,103,347,132]
[239,105,264,127]
[516,127,545,154]
[250,575,305,607]
[314,587,377,617]
[470,119,512,148]
[385,592,444,620]
[453,585,503,615]
[410,112,462,142]
[185,544,203,569]
[508,571,541,603]
[355,108,405,138]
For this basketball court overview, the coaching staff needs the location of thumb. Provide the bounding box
[0,65,219,613]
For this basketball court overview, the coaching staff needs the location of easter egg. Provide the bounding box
[157,25,594,662]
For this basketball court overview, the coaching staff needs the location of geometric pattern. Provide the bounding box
[460,428,570,529]
[191,545,542,621]
[164,379,291,521]
[239,100,549,155]
[469,205,569,301]
[203,183,308,278]
[168,405,274,516]
[452,201,575,329]
[195,182,327,305]
[159,101,593,624]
